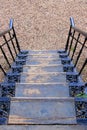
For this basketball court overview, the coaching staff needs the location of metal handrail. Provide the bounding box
[0,28,11,37]
[64,17,87,77]
[0,19,13,38]
[0,18,21,76]
[72,26,87,38]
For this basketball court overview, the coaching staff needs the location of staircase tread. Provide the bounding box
[20,72,67,83]
[12,64,63,67]
[15,83,69,97]
[25,59,62,65]
[26,54,60,58]
[26,57,61,60]
[0,125,87,130]
[22,65,63,73]
[8,97,76,125]
[28,50,58,54]
[16,82,68,85]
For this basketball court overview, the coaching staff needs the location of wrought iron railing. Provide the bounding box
[0,17,87,124]
[0,19,28,124]
[59,17,87,123]
[0,19,20,72]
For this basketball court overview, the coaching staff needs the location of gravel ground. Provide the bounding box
[0,0,87,82]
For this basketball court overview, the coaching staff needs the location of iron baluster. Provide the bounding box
[65,17,75,52]
[68,30,75,56]
[78,58,87,76]
[0,64,6,76]
[3,35,15,62]
[0,46,11,68]
[8,32,17,56]
[65,26,72,52]
[71,33,80,61]
[12,26,21,52]
[74,38,87,68]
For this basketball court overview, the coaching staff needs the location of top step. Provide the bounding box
[28,50,59,54]
[26,55,60,60]
[21,52,60,57]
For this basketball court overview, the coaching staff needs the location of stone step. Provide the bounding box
[26,57,61,61]
[22,57,61,61]
[0,125,87,130]
[15,83,69,97]
[28,50,58,54]
[25,59,62,66]
[19,52,59,56]
[20,72,67,83]
[22,65,63,73]
[8,97,76,125]
[26,53,60,58]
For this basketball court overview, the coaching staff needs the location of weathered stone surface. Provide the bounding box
[23,65,63,73]
[28,50,58,54]
[0,125,87,130]
[25,59,61,65]
[20,72,67,83]
[26,57,60,61]
[26,53,60,59]
[15,83,69,97]
[8,97,76,125]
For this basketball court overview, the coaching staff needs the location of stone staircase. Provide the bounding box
[0,18,87,129]
[1,50,87,129]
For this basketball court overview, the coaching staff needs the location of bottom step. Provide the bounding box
[0,125,87,130]
[8,97,76,125]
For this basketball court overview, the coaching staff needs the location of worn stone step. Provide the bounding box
[1,125,87,130]
[28,50,58,54]
[15,83,69,97]
[26,57,61,61]
[22,65,63,73]
[15,58,62,66]
[18,52,59,56]
[26,53,60,58]
[23,57,61,62]
[8,97,76,125]
[20,72,67,83]
[25,59,62,66]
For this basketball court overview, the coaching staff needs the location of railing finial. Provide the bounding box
[9,18,14,29]
[70,17,75,27]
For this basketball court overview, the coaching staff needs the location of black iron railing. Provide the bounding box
[0,19,28,124]
[0,19,20,73]
[59,17,87,82]
[0,17,87,124]
[59,17,87,124]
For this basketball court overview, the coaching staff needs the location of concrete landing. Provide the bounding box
[0,125,87,130]
[23,65,63,73]
[20,72,67,83]
[15,83,69,97]
[8,97,76,125]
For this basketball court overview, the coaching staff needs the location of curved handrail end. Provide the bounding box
[9,18,14,29]
[70,17,75,27]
